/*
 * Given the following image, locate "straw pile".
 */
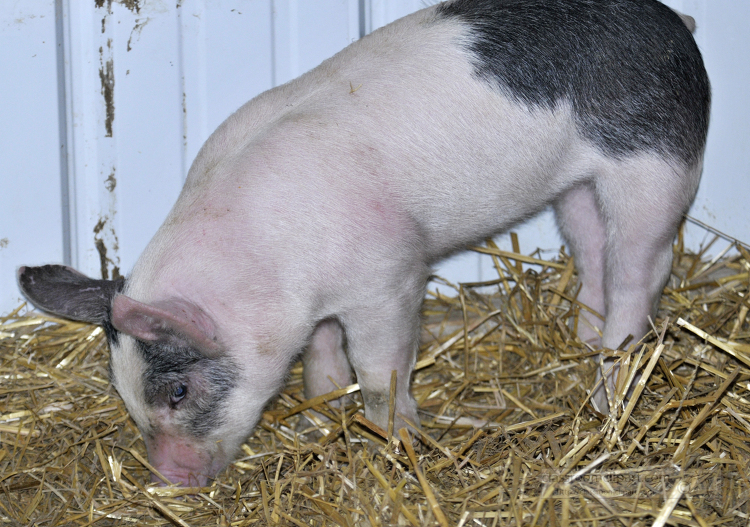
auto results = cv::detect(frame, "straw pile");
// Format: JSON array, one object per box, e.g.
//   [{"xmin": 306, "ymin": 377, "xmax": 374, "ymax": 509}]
[{"xmin": 2, "ymin": 232, "xmax": 749, "ymax": 526}]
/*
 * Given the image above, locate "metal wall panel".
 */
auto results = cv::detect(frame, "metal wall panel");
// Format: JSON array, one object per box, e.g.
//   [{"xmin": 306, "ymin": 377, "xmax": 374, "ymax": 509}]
[
  {"xmin": 272, "ymin": 0, "xmax": 360, "ymax": 86},
  {"xmin": 0, "ymin": 0, "xmax": 63, "ymax": 312},
  {"xmin": 364, "ymin": 0, "xmax": 427, "ymax": 32},
  {"xmin": 2, "ymin": 0, "xmax": 749, "ymax": 314}
]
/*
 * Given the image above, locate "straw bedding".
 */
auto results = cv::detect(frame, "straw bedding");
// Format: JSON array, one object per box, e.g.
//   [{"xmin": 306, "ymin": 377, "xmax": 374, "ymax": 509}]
[{"xmin": 1, "ymin": 232, "xmax": 749, "ymax": 526}]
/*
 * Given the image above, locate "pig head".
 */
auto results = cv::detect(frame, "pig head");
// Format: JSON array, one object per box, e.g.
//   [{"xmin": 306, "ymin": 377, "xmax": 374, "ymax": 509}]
[{"xmin": 18, "ymin": 265, "xmax": 279, "ymax": 487}]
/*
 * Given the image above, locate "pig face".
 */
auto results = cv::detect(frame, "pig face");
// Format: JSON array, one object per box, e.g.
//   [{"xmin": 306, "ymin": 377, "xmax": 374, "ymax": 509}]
[{"xmin": 17, "ymin": 265, "xmax": 261, "ymax": 486}]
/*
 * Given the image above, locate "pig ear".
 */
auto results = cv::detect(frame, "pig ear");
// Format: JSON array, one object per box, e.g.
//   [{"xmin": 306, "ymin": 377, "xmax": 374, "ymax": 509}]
[
  {"xmin": 111, "ymin": 295, "xmax": 222, "ymax": 356},
  {"xmin": 17, "ymin": 265, "xmax": 124, "ymax": 324}
]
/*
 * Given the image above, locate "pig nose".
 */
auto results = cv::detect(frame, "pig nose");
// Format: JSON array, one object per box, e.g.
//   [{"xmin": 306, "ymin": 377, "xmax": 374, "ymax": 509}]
[{"xmin": 144, "ymin": 434, "xmax": 214, "ymax": 487}]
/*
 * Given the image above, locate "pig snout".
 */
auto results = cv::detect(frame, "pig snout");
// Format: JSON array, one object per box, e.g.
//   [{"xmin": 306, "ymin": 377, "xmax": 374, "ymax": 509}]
[{"xmin": 145, "ymin": 435, "xmax": 223, "ymax": 487}]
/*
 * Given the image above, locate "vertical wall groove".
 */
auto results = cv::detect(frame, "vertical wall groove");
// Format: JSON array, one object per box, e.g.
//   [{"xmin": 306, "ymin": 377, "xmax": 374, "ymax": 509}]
[
  {"xmin": 270, "ymin": 0, "xmax": 277, "ymax": 87},
  {"xmin": 177, "ymin": 2, "xmax": 187, "ymax": 181},
  {"xmin": 358, "ymin": 0, "xmax": 366, "ymax": 39},
  {"xmin": 60, "ymin": 0, "xmax": 82, "ymax": 271},
  {"xmin": 55, "ymin": 0, "xmax": 71, "ymax": 266}
]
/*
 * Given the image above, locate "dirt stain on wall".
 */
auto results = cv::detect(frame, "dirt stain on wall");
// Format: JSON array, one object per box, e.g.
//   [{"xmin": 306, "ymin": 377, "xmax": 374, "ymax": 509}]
[
  {"xmin": 96, "ymin": 0, "xmax": 145, "ymax": 136},
  {"xmin": 127, "ymin": 18, "xmax": 149, "ymax": 52},
  {"xmin": 105, "ymin": 170, "xmax": 117, "ymax": 192},
  {"xmin": 95, "ymin": 0, "xmax": 141, "ymax": 14},
  {"xmin": 98, "ymin": 47, "xmax": 115, "ymax": 138},
  {"xmin": 93, "ymin": 0, "xmax": 143, "ymax": 282},
  {"xmin": 94, "ymin": 217, "xmax": 121, "ymax": 280}
]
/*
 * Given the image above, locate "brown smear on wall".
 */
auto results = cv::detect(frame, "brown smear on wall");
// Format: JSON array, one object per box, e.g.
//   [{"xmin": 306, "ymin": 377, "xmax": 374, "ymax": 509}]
[
  {"xmin": 94, "ymin": 217, "xmax": 121, "ymax": 281},
  {"xmin": 98, "ymin": 54, "xmax": 114, "ymax": 138},
  {"xmin": 96, "ymin": 0, "xmax": 143, "ymax": 138},
  {"xmin": 95, "ymin": 0, "xmax": 142, "ymax": 15}
]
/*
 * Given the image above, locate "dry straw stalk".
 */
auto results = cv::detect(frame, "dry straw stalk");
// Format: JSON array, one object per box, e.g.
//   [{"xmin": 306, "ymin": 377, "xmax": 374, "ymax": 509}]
[{"xmin": 2, "ymin": 233, "xmax": 749, "ymax": 525}]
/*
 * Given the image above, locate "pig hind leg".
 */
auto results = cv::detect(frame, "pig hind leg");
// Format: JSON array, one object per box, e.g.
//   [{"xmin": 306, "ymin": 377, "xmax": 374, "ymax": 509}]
[
  {"xmin": 555, "ymin": 182, "xmax": 613, "ymax": 413},
  {"xmin": 593, "ymin": 157, "xmax": 698, "ymax": 409},
  {"xmin": 554, "ymin": 183, "xmax": 607, "ymax": 348}
]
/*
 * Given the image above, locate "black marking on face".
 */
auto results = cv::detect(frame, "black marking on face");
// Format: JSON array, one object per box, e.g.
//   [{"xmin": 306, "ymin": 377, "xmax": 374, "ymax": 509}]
[
  {"xmin": 105, "ymin": 317, "xmax": 120, "ymax": 387},
  {"xmin": 100, "ymin": 283, "xmax": 126, "ymax": 387},
  {"xmin": 136, "ymin": 340, "xmax": 238, "ymax": 438},
  {"xmin": 437, "ymin": 0, "xmax": 710, "ymax": 165},
  {"xmin": 102, "ymin": 316, "xmax": 121, "ymax": 347}
]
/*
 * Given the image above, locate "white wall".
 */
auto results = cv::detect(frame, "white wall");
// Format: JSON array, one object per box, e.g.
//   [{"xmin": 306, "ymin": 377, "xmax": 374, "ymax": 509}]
[
  {"xmin": 1, "ymin": 1, "xmax": 65, "ymax": 313},
  {"xmin": 2, "ymin": 0, "xmax": 749, "ymax": 315}
]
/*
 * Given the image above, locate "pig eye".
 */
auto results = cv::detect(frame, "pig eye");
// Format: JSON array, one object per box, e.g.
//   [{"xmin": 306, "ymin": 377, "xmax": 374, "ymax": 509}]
[{"xmin": 169, "ymin": 384, "xmax": 188, "ymax": 406}]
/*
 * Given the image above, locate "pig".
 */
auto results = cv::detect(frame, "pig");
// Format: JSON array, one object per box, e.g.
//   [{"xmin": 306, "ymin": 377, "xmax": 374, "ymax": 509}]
[{"xmin": 18, "ymin": 0, "xmax": 709, "ymax": 487}]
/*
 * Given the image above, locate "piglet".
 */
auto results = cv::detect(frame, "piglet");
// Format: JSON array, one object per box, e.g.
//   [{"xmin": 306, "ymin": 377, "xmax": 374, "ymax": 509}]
[{"xmin": 19, "ymin": 0, "xmax": 709, "ymax": 487}]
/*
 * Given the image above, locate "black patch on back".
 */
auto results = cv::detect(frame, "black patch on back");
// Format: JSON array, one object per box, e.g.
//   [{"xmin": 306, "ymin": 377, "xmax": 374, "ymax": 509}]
[
  {"xmin": 437, "ymin": 0, "xmax": 710, "ymax": 164},
  {"xmin": 136, "ymin": 340, "xmax": 238, "ymax": 438}
]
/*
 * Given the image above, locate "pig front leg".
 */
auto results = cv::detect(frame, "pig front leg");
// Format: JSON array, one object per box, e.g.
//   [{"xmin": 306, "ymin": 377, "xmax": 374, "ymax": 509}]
[
  {"xmin": 298, "ymin": 318, "xmax": 355, "ymax": 435},
  {"xmin": 340, "ymin": 283, "xmax": 425, "ymax": 435}
]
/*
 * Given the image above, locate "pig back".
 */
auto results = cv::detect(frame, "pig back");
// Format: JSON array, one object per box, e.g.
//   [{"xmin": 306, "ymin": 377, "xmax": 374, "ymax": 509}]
[{"xmin": 129, "ymin": 0, "xmax": 709, "ymax": 306}]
